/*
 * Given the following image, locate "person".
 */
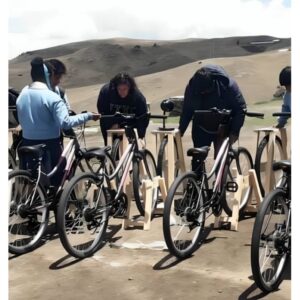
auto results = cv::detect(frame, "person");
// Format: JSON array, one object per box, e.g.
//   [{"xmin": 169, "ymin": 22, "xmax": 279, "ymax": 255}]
[
  {"xmin": 46, "ymin": 58, "xmax": 71, "ymax": 110},
  {"xmin": 16, "ymin": 57, "xmax": 100, "ymax": 186},
  {"xmin": 178, "ymin": 64, "xmax": 246, "ymax": 170},
  {"xmin": 96, "ymin": 72, "xmax": 149, "ymax": 145},
  {"xmin": 275, "ymin": 66, "xmax": 291, "ymax": 128}
]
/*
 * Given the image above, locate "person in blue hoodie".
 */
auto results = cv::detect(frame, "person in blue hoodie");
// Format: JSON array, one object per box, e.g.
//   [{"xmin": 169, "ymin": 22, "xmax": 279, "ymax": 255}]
[
  {"xmin": 178, "ymin": 64, "xmax": 246, "ymax": 170},
  {"xmin": 16, "ymin": 57, "xmax": 100, "ymax": 186},
  {"xmin": 275, "ymin": 66, "xmax": 291, "ymax": 128},
  {"xmin": 97, "ymin": 72, "xmax": 149, "ymax": 145}
]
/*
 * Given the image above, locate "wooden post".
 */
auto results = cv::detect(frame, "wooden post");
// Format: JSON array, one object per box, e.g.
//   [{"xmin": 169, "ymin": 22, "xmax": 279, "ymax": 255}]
[
  {"xmin": 151, "ymin": 129, "xmax": 186, "ymax": 189},
  {"xmin": 279, "ymin": 128, "xmax": 288, "ymax": 159},
  {"xmin": 122, "ymin": 176, "xmax": 167, "ymax": 230}
]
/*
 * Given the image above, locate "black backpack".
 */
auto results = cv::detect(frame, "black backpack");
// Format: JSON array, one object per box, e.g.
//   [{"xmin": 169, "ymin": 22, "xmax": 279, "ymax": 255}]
[{"xmin": 9, "ymin": 88, "xmax": 20, "ymax": 128}]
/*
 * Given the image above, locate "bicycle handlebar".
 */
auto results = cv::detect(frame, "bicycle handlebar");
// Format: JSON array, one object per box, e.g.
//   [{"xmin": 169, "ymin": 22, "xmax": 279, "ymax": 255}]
[
  {"xmin": 272, "ymin": 112, "xmax": 291, "ymax": 118},
  {"xmin": 100, "ymin": 112, "xmax": 167, "ymax": 121},
  {"xmin": 245, "ymin": 111, "xmax": 264, "ymax": 118}
]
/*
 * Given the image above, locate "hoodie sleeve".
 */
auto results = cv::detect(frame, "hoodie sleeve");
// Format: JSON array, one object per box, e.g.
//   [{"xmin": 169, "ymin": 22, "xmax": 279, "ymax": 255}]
[
  {"xmin": 179, "ymin": 85, "xmax": 194, "ymax": 135},
  {"xmin": 226, "ymin": 79, "xmax": 246, "ymax": 136},
  {"xmin": 135, "ymin": 91, "xmax": 149, "ymax": 138},
  {"xmin": 53, "ymin": 99, "xmax": 91, "ymax": 129}
]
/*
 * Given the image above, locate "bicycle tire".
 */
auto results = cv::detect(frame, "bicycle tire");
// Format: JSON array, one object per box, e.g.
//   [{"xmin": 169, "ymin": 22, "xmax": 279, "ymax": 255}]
[
  {"xmin": 133, "ymin": 149, "xmax": 157, "ymax": 216},
  {"xmin": 57, "ymin": 172, "xmax": 109, "ymax": 258},
  {"xmin": 221, "ymin": 147, "xmax": 253, "ymax": 216},
  {"xmin": 111, "ymin": 138, "xmax": 121, "ymax": 162},
  {"xmin": 156, "ymin": 136, "xmax": 179, "ymax": 178},
  {"xmin": 9, "ymin": 170, "xmax": 49, "ymax": 254},
  {"xmin": 255, "ymin": 135, "xmax": 284, "ymax": 196},
  {"xmin": 163, "ymin": 172, "xmax": 206, "ymax": 258},
  {"xmin": 251, "ymin": 188, "xmax": 290, "ymax": 293},
  {"xmin": 9, "ymin": 149, "xmax": 17, "ymax": 169}
]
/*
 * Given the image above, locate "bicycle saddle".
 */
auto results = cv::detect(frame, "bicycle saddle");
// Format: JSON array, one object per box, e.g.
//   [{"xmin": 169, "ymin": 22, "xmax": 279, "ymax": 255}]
[
  {"xmin": 18, "ymin": 144, "xmax": 46, "ymax": 157},
  {"xmin": 187, "ymin": 146, "xmax": 210, "ymax": 160},
  {"xmin": 272, "ymin": 160, "xmax": 291, "ymax": 173}
]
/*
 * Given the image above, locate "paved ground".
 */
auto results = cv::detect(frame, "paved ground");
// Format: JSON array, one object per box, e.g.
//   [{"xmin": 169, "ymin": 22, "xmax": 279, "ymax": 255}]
[{"xmin": 9, "ymin": 120, "xmax": 291, "ymax": 300}]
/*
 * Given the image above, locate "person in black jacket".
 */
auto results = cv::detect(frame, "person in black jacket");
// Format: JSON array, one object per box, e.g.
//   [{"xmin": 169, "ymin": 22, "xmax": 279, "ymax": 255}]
[
  {"xmin": 178, "ymin": 64, "xmax": 246, "ymax": 170},
  {"xmin": 97, "ymin": 72, "xmax": 149, "ymax": 145}
]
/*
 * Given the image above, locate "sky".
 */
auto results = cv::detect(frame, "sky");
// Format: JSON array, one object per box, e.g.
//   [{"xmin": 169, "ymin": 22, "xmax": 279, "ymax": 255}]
[{"xmin": 8, "ymin": 0, "xmax": 291, "ymax": 59}]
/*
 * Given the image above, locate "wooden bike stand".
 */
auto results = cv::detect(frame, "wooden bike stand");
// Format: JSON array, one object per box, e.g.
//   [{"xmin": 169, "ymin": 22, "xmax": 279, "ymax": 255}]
[
  {"xmin": 213, "ymin": 168, "xmax": 263, "ymax": 231},
  {"xmin": 151, "ymin": 129, "xmax": 186, "ymax": 189},
  {"xmin": 123, "ymin": 176, "xmax": 167, "ymax": 231},
  {"xmin": 107, "ymin": 129, "xmax": 129, "ymax": 157},
  {"xmin": 254, "ymin": 127, "xmax": 288, "ymax": 195}
]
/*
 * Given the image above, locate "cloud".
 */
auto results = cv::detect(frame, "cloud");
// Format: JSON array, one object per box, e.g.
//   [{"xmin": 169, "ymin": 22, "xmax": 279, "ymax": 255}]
[{"xmin": 8, "ymin": 0, "xmax": 291, "ymax": 58}]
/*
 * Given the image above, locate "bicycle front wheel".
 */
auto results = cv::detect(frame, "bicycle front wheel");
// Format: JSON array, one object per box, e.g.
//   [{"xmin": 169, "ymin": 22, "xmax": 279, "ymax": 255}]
[
  {"xmin": 9, "ymin": 170, "xmax": 49, "ymax": 254},
  {"xmin": 157, "ymin": 137, "xmax": 179, "ymax": 178},
  {"xmin": 57, "ymin": 173, "xmax": 109, "ymax": 258},
  {"xmin": 251, "ymin": 188, "xmax": 290, "ymax": 293},
  {"xmin": 133, "ymin": 149, "xmax": 158, "ymax": 216},
  {"xmin": 163, "ymin": 172, "xmax": 206, "ymax": 258},
  {"xmin": 255, "ymin": 135, "xmax": 284, "ymax": 196},
  {"xmin": 222, "ymin": 147, "xmax": 253, "ymax": 216}
]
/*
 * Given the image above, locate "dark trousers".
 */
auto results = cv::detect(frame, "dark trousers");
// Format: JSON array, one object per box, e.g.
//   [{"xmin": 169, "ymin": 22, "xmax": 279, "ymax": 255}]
[
  {"xmin": 191, "ymin": 126, "xmax": 227, "ymax": 171},
  {"xmin": 19, "ymin": 138, "xmax": 63, "ymax": 187}
]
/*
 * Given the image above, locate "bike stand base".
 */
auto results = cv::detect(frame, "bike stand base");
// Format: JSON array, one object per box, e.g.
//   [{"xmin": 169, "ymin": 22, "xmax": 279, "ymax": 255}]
[
  {"xmin": 213, "ymin": 169, "xmax": 263, "ymax": 231},
  {"xmin": 123, "ymin": 176, "xmax": 167, "ymax": 231}
]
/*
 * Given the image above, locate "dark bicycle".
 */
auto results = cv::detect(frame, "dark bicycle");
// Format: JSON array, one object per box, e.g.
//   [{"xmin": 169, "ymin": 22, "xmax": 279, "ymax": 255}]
[
  {"xmin": 8, "ymin": 122, "xmax": 115, "ymax": 255},
  {"xmin": 251, "ymin": 160, "xmax": 291, "ymax": 293},
  {"xmin": 163, "ymin": 108, "xmax": 263, "ymax": 258},
  {"xmin": 56, "ymin": 112, "xmax": 165, "ymax": 258}
]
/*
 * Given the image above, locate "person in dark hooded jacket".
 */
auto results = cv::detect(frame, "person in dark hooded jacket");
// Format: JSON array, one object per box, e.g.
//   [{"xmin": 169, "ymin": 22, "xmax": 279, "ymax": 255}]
[
  {"xmin": 97, "ymin": 72, "xmax": 149, "ymax": 145},
  {"xmin": 178, "ymin": 64, "xmax": 246, "ymax": 170}
]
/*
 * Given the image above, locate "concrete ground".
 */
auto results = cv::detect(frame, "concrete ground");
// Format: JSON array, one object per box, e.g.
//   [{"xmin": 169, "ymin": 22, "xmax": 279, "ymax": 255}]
[{"xmin": 9, "ymin": 119, "xmax": 291, "ymax": 300}]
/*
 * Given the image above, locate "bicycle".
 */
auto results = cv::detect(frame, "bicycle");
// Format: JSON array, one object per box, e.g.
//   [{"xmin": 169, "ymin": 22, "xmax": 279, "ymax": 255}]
[
  {"xmin": 251, "ymin": 160, "xmax": 291, "ymax": 293},
  {"xmin": 56, "ymin": 112, "xmax": 165, "ymax": 258},
  {"xmin": 8, "ymin": 121, "xmax": 115, "ymax": 255},
  {"xmin": 163, "ymin": 108, "xmax": 263, "ymax": 258},
  {"xmin": 254, "ymin": 112, "xmax": 291, "ymax": 196}
]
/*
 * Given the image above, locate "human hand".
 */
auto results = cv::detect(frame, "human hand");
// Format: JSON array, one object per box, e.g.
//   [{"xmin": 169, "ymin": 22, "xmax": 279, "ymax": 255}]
[
  {"xmin": 90, "ymin": 112, "xmax": 101, "ymax": 121},
  {"xmin": 274, "ymin": 123, "xmax": 284, "ymax": 129}
]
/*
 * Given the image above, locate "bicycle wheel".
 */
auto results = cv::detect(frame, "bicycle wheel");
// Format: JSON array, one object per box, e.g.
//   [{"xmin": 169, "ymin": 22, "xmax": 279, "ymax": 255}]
[
  {"xmin": 251, "ymin": 189, "xmax": 290, "ymax": 293},
  {"xmin": 255, "ymin": 136, "xmax": 284, "ymax": 196},
  {"xmin": 9, "ymin": 170, "xmax": 49, "ymax": 254},
  {"xmin": 133, "ymin": 149, "xmax": 158, "ymax": 216},
  {"xmin": 111, "ymin": 138, "xmax": 121, "ymax": 162},
  {"xmin": 222, "ymin": 147, "xmax": 253, "ymax": 216},
  {"xmin": 157, "ymin": 136, "xmax": 179, "ymax": 178},
  {"xmin": 163, "ymin": 172, "xmax": 206, "ymax": 258},
  {"xmin": 57, "ymin": 173, "xmax": 109, "ymax": 258},
  {"xmin": 9, "ymin": 148, "xmax": 17, "ymax": 169}
]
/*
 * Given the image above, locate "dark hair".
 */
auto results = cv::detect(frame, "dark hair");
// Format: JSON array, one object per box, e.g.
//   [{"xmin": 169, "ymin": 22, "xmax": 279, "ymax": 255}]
[
  {"xmin": 47, "ymin": 58, "xmax": 67, "ymax": 75},
  {"xmin": 279, "ymin": 66, "xmax": 291, "ymax": 86},
  {"xmin": 193, "ymin": 68, "xmax": 214, "ymax": 93},
  {"xmin": 30, "ymin": 57, "xmax": 53, "ymax": 82},
  {"xmin": 110, "ymin": 72, "xmax": 137, "ymax": 94}
]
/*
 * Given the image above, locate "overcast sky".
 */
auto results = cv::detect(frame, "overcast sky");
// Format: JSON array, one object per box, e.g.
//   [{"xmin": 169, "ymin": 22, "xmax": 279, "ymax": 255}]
[{"xmin": 8, "ymin": 0, "xmax": 291, "ymax": 59}]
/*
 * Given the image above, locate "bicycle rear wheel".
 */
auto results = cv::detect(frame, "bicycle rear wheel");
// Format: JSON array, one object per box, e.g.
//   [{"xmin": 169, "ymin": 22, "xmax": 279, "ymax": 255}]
[
  {"xmin": 133, "ymin": 149, "xmax": 157, "ymax": 216},
  {"xmin": 255, "ymin": 135, "xmax": 284, "ymax": 196},
  {"xmin": 57, "ymin": 173, "xmax": 109, "ymax": 258},
  {"xmin": 222, "ymin": 147, "xmax": 253, "ymax": 216},
  {"xmin": 163, "ymin": 172, "xmax": 206, "ymax": 258},
  {"xmin": 9, "ymin": 170, "xmax": 49, "ymax": 254}
]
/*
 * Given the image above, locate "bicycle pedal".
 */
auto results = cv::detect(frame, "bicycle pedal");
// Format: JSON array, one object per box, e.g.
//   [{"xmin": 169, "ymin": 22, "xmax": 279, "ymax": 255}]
[{"xmin": 226, "ymin": 181, "xmax": 238, "ymax": 193}]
